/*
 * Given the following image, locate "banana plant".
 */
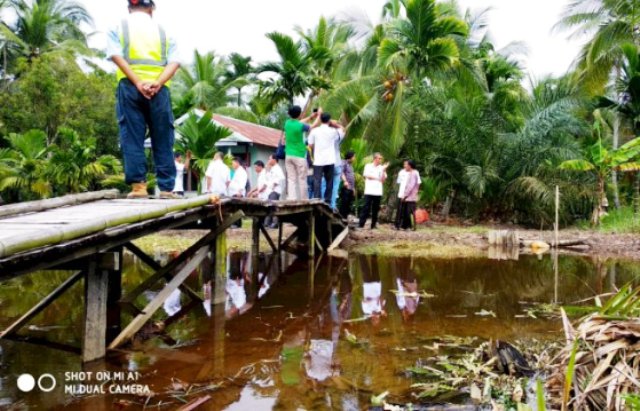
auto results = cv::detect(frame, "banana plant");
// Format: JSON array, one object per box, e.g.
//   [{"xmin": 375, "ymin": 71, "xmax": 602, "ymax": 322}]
[{"xmin": 560, "ymin": 121, "xmax": 640, "ymax": 225}]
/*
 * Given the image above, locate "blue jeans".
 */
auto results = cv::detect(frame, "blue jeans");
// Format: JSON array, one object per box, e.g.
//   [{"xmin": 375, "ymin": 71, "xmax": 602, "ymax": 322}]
[
  {"xmin": 331, "ymin": 165, "xmax": 342, "ymax": 209},
  {"xmin": 116, "ymin": 79, "xmax": 176, "ymax": 192}
]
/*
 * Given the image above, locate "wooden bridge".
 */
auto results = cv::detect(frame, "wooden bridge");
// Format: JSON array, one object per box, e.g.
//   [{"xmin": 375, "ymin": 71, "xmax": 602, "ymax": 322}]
[{"xmin": 0, "ymin": 190, "xmax": 347, "ymax": 362}]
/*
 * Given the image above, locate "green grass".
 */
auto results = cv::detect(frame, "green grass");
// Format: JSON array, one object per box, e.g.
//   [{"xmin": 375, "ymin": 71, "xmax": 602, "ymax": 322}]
[{"xmin": 578, "ymin": 206, "xmax": 640, "ymax": 234}]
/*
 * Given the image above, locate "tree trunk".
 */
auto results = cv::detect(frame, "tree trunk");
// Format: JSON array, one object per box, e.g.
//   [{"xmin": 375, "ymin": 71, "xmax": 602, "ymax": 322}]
[
  {"xmin": 237, "ymin": 87, "xmax": 242, "ymax": 107},
  {"xmin": 635, "ymin": 173, "xmax": 640, "ymax": 224},
  {"xmin": 441, "ymin": 189, "xmax": 456, "ymax": 219},
  {"xmin": 611, "ymin": 114, "xmax": 621, "ymax": 209},
  {"xmin": 303, "ymin": 92, "xmax": 317, "ymax": 116},
  {"xmin": 591, "ymin": 177, "xmax": 605, "ymax": 226}
]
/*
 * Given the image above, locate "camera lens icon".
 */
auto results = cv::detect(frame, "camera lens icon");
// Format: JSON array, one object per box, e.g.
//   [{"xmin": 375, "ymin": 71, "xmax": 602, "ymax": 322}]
[{"xmin": 17, "ymin": 374, "xmax": 56, "ymax": 393}]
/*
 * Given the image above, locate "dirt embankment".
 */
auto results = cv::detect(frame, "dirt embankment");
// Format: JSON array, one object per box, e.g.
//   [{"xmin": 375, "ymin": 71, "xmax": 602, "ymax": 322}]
[
  {"xmin": 154, "ymin": 223, "xmax": 640, "ymax": 260},
  {"xmin": 344, "ymin": 224, "xmax": 640, "ymax": 260}
]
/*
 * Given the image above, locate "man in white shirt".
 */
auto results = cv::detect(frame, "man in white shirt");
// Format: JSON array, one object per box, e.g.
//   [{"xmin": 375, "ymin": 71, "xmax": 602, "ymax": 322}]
[
  {"xmin": 358, "ymin": 153, "xmax": 389, "ymax": 229},
  {"xmin": 172, "ymin": 151, "xmax": 191, "ymax": 196},
  {"xmin": 248, "ymin": 161, "xmax": 269, "ymax": 201},
  {"xmin": 265, "ymin": 155, "xmax": 286, "ymax": 228},
  {"xmin": 205, "ymin": 152, "xmax": 230, "ymax": 196},
  {"xmin": 227, "ymin": 157, "xmax": 248, "ymax": 197},
  {"xmin": 308, "ymin": 113, "xmax": 345, "ymax": 205}
]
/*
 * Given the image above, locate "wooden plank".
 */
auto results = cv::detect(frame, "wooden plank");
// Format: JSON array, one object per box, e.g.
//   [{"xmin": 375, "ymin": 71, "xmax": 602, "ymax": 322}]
[
  {"xmin": 0, "ymin": 190, "xmax": 119, "ymax": 219},
  {"xmin": 327, "ymin": 228, "xmax": 349, "ymax": 252},
  {"xmin": 108, "ymin": 248, "xmax": 209, "ymax": 349},
  {"xmin": 4, "ymin": 334, "xmax": 81, "ymax": 354},
  {"xmin": 0, "ymin": 205, "xmax": 219, "ymax": 279},
  {"xmin": 0, "ymin": 195, "xmax": 216, "ymax": 259},
  {"xmin": 83, "ymin": 260, "xmax": 109, "ymax": 362},
  {"xmin": 120, "ymin": 211, "xmax": 244, "ymax": 305},
  {"xmin": 278, "ymin": 222, "xmax": 283, "ymax": 252},
  {"xmin": 281, "ymin": 228, "xmax": 300, "ymax": 251},
  {"xmin": 123, "ymin": 243, "xmax": 203, "ymax": 304},
  {"xmin": 260, "ymin": 225, "xmax": 278, "ymax": 253},
  {"xmin": 0, "ymin": 271, "xmax": 84, "ymax": 339}
]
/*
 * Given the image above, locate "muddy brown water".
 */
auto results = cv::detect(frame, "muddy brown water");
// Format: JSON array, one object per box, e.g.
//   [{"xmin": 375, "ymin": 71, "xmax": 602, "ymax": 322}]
[{"xmin": 0, "ymin": 250, "xmax": 638, "ymax": 410}]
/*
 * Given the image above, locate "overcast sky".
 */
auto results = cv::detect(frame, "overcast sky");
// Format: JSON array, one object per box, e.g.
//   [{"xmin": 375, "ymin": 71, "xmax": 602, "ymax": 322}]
[{"xmin": 82, "ymin": 0, "xmax": 583, "ymax": 79}]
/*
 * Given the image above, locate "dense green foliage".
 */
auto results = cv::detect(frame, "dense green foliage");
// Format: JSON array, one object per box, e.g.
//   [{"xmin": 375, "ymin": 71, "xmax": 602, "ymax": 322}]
[{"xmin": 1, "ymin": 0, "xmax": 640, "ymax": 229}]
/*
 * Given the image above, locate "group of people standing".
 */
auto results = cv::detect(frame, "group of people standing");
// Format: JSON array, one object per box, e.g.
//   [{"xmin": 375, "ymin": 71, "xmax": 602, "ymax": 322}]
[
  {"xmin": 281, "ymin": 105, "xmax": 421, "ymax": 230},
  {"xmin": 173, "ymin": 104, "xmax": 422, "ymax": 231}
]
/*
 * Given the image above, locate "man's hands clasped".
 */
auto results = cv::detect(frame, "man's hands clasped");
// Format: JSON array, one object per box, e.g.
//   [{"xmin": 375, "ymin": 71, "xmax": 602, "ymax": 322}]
[{"xmin": 136, "ymin": 81, "xmax": 163, "ymax": 100}]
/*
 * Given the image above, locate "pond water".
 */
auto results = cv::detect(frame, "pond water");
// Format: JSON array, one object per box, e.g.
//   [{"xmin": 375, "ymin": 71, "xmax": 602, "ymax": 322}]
[{"xmin": 0, "ymin": 249, "xmax": 639, "ymax": 410}]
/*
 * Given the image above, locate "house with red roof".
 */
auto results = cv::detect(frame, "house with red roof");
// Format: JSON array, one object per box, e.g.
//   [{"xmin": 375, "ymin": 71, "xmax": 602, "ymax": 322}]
[{"xmin": 175, "ymin": 109, "xmax": 282, "ymax": 190}]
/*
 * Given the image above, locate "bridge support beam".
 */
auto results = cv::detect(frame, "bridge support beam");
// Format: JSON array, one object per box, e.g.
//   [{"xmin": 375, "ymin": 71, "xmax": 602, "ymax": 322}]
[
  {"xmin": 83, "ymin": 260, "xmax": 108, "ymax": 363},
  {"xmin": 308, "ymin": 213, "xmax": 316, "ymax": 259}
]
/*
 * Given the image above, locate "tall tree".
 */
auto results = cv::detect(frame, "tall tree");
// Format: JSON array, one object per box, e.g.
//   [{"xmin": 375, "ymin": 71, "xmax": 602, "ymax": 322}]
[
  {"xmin": 0, "ymin": 0, "xmax": 93, "ymax": 65},
  {"xmin": 173, "ymin": 50, "xmax": 233, "ymax": 115},
  {"xmin": 296, "ymin": 17, "xmax": 355, "ymax": 110},
  {"xmin": 225, "ymin": 53, "xmax": 254, "ymax": 107},
  {"xmin": 258, "ymin": 32, "xmax": 329, "ymax": 109}
]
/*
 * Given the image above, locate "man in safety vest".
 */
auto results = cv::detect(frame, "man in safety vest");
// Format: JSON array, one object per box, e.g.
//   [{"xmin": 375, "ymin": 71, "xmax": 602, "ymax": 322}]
[{"xmin": 108, "ymin": 0, "xmax": 181, "ymax": 199}]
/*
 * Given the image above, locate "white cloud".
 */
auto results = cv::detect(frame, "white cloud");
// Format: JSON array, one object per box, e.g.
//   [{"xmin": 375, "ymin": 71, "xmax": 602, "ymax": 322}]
[{"xmin": 82, "ymin": 0, "xmax": 582, "ymax": 78}]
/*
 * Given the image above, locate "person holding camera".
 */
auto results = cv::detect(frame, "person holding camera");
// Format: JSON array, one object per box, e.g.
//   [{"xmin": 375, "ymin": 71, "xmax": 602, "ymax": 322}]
[
  {"xmin": 283, "ymin": 106, "xmax": 320, "ymax": 200},
  {"xmin": 308, "ymin": 112, "xmax": 345, "ymax": 206}
]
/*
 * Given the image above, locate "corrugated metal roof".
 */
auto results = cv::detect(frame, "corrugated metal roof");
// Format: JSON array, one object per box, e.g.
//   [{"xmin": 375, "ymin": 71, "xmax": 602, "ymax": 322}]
[{"xmin": 211, "ymin": 114, "xmax": 281, "ymax": 148}]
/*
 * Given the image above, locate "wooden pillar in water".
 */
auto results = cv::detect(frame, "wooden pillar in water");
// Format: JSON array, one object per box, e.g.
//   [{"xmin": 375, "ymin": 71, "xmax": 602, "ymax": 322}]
[
  {"xmin": 250, "ymin": 218, "xmax": 261, "ymax": 302},
  {"xmin": 83, "ymin": 258, "xmax": 108, "ymax": 363},
  {"xmin": 308, "ymin": 212, "xmax": 316, "ymax": 259},
  {"xmin": 277, "ymin": 221, "xmax": 283, "ymax": 252},
  {"xmin": 106, "ymin": 248, "xmax": 123, "ymax": 344}
]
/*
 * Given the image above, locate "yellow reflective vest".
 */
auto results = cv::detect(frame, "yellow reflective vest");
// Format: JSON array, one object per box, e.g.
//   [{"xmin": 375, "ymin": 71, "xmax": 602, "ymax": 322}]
[{"xmin": 117, "ymin": 17, "xmax": 168, "ymax": 83}]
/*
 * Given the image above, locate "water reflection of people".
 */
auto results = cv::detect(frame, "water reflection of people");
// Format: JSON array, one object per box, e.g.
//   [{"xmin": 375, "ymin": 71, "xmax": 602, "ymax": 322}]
[
  {"xmin": 225, "ymin": 253, "xmax": 252, "ymax": 319},
  {"xmin": 304, "ymin": 263, "xmax": 352, "ymax": 384},
  {"xmin": 395, "ymin": 257, "xmax": 420, "ymax": 321},
  {"xmin": 163, "ymin": 289, "xmax": 182, "ymax": 317},
  {"xmin": 360, "ymin": 255, "xmax": 386, "ymax": 326}
]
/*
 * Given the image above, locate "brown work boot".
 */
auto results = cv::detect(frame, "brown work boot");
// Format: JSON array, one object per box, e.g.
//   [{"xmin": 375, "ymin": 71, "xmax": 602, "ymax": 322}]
[
  {"xmin": 127, "ymin": 182, "xmax": 149, "ymax": 199},
  {"xmin": 159, "ymin": 191, "xmax": 180, "ymax": 200}
]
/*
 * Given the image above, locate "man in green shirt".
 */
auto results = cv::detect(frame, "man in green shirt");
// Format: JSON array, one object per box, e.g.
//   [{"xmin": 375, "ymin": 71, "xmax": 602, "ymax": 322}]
[{"xmin": 284, "ymin": 105, "xmax": 320, "ymax": 200}]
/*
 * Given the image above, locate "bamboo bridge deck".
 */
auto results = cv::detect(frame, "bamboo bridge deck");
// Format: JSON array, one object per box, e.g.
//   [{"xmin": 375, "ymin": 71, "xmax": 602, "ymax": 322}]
[{"xmin": 0, "ymin": 190, "xmax": 347, "ymax": 362}]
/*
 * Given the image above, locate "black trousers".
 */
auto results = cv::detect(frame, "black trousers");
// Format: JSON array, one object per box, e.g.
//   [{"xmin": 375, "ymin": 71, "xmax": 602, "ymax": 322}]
[
  {"xmin": 313, "ymin": 165, "xmax": 334, "ymax": 204},
  {"xmin": 400, "ymin": 201, "xmax": 416, "ymax": 230},
  {"xmin": 339, "ymin": 187, "xmax": 355, "ymax": 219},
  {"xmin": 359, "ymin": 195, "xmax": 381, "ymax": 228},
  {"xmin": 394, "ymin": 199, "xmax": 403, "ymax": 228},
  {"xmin": 265, "ymin": 192, "xmax": 280, "ymax": 227}
]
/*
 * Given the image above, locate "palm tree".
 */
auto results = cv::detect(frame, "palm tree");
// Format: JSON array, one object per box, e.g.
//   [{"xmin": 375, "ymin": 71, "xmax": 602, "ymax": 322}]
[
  {"xmin": 0, "ymin": 0, "xmax": 93, "ymax": 64},
  {"xmin": 556, "ymin": 1, "xmax": 640, "ymax": 208},
  {"xmin": 48, "ymin": 128, "xmax": 121, "ymax": 194},
  {"xmin": 378, "ymin": 0, "xmax": 468, "ymax": 80},
  {"xmin": 225, "ymin": 53, "xmax": 254, "ymax": 107},
  {"xmin": 560, "ymin": 122, "xmax": 640, "ymax": 225},
  {"xmin": 295, "ymin": 17, "xmax": 355, "ymax": 110},
  {"xmin": 555, "ymin": 0, "xmax": 640, "ymax": 94},
  {"xmin": 257, "ymin": 32, "xmax": 329, "ymax": 109},
  {"xmin": 0, "ymin": 129, "xmax": 51, "ymax": 200},
  {"xmin": 174, "ymin": 111, "xmax": 232, "ymax": 192},
  {"xmin": 173, "ymin": 50, "xmax": 233, "ymax": 115}
]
